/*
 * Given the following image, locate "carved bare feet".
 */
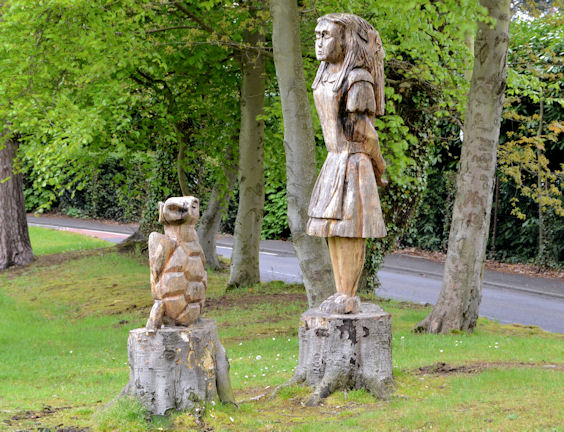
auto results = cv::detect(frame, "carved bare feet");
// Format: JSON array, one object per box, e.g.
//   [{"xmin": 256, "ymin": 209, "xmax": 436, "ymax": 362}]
[{"xmin": 319, "ymin": 293, "xmax": 360, "ymax": 314}]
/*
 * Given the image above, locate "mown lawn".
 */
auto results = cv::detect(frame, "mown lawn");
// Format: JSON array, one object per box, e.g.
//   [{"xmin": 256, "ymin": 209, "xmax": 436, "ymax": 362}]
[
  {"xmin": 29, "ymin": 225, "xmax": 112, "ymax": 255},
  {"xmin": 0, "ymin": 229, "xmax": 562, "ymax": 431}
]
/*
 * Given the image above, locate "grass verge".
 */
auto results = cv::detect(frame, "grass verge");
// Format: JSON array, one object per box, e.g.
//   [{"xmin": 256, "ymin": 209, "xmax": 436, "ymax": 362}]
[
  {"xmin": 29, "ymin": 226, "xmax": 112, "ymax": 255},
  {"xmin": 0, "ymin": 239, "xmax": 562, "ymax": 431}
]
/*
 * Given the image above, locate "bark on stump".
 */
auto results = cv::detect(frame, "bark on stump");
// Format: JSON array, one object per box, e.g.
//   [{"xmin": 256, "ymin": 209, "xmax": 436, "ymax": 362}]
[
  {"xmin": 292, "ymin": 303, "xmax": 392, "ymax": 405},
  {"xmin": 122, "ymin": 320, "xmax": 234, "ymax": 415}
]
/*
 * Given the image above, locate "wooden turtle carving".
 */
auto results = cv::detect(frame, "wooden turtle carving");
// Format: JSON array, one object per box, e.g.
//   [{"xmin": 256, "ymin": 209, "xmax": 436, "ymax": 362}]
[{"xmin": 146, "ymin": 196, "xmax": 206, "ymax": 332}]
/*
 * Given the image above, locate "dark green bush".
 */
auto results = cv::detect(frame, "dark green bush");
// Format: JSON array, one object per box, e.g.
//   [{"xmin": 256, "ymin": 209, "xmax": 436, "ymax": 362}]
[{"xmin": 400, "ymin": 169, "xmax": 563, "ymax": 268}]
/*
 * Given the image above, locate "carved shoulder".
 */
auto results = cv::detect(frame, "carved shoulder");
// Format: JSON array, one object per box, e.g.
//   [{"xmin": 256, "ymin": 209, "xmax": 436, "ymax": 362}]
[
  {"xmin": 347, "ymin": 68, "xmax": 374, "ymax": 88},
  {"xmin": 148, "ymin": 232, "xmax": 176, "ymax": 279},
  {"xmin": 346, "ymin": 81, "xmax": 376, "ymax": 115}
]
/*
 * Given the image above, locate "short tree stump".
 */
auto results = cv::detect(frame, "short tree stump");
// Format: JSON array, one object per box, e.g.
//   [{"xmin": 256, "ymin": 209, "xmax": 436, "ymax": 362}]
[
  {"xmin": 292, "ymin": 303, "xmax": 392, "ymax": 405},
  {"xmin": 122, "ymin": 319, "xmax": 234, "ymax": 415}
]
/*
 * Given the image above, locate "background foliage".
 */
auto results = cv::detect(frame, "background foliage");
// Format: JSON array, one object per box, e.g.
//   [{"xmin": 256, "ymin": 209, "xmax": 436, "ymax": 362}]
[
  {"xmin": 3, "ymin": 0, "xmax": 562, "ymax": 270},
  {"xmin": 402, "ymin": 11, "xmax": 563, "ymax": 268}
]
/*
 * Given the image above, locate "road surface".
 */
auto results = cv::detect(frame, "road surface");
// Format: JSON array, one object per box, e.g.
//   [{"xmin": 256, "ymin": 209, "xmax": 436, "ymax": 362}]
[{"xmin": 27, "ymin": 215, "xmax": 564, "ymax": 333}]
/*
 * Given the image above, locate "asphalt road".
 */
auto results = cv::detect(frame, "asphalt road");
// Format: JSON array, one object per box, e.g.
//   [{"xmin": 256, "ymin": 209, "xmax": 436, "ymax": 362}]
[
  {"xmin": 27, "ymin": 215, "xmax": 564, "ymax": 333},
  {"xmin": 215, "ymin": 238, "xmax": 564, "ymax": 334}
]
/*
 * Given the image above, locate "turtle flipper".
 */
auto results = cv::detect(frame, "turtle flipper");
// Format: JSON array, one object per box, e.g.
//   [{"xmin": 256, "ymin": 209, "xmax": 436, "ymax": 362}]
[{"xmin": 146, "ymin": 300, "xmax": 165, "ymax": 333}]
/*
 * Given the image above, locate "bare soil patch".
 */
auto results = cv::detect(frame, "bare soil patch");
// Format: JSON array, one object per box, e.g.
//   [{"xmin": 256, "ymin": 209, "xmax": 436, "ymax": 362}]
[
  {"xmin": 416, "ymin": 361, "xmax": 564, "ymax": 376},
  {"xmin": 3, "ymin": 405, "xmax": 90, "ymax": 432},
  {"xmin": 417, "ymin": 362, "xmax": 483, "ymax": 375},
  {"xmin": 376, "ymin": 298, "xmax": 430, "ymax": 310},
  {"xmin": 9, "ymin": 405, "xmax": 72, "ymax": 422},
  {"xmin": 205, "ymin": 292, "xmax": 308, "ymax": 311}
]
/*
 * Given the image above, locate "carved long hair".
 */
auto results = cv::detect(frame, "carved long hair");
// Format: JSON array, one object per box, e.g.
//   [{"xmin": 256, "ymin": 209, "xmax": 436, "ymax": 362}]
[{"xmin": 312, "ymin": 13, "xmax": 385, "ymax": 115}]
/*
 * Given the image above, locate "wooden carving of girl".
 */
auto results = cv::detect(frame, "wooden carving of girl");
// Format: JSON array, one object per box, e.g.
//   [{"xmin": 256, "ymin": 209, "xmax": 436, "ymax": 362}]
[{"xmin": 308, "ymin": 13, "xmax": 387, "ymax": 314}]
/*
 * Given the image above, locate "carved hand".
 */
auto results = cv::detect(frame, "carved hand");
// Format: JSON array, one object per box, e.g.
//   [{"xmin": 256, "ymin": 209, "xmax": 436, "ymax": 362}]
[{"xmin": 360, "ymin": 118, "xmax": 387, "ymax": 187}]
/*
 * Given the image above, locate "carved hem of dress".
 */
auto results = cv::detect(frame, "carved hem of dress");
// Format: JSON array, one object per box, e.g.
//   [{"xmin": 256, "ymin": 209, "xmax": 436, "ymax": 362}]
[
  {"xmin": 306, "ymin": 217, "xmax": 387, "ymax": 239},
  {"xmin": 306, "ymin": 153, "xmax": 387, "ymax": 239}
]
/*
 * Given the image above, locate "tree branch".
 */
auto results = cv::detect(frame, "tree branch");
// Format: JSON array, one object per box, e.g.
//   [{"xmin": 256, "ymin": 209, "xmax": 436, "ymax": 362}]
[
  {"xmin": 134, "ymin": 68, "xmax": 176, "ymax": 112},
  {"xmin": 173, "ymin": 1, "xmax": 215, "ymax": 34},
  {"xmin": 146, "ymin": 25, "xmax": 197, "ymax": 34},
  {"xmin": 171, "ymin": 1, "xmax": 272, "ymax": 58}
]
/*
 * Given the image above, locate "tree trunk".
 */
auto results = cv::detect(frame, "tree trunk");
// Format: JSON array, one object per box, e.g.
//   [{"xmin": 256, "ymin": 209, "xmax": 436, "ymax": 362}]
[
  {"xmin": 0, "ymin": 133, "xmax": 34, "ymax": 270},
  {"xmin": 284, "ymin": 303, "xmax": 393, "ymax": 405},
  {"xmin": 122, "ymin": 322, "xmax": 234, "ymax": 415},
  {"xmin": 414, "ymin": 0, "xmax": 510, "ymax": 334},
  {"xmin": 177, "ymin": 128, "xmax": 190, "ymax": 196},
  {"xmin": 536, "ymin": 95, "xmax": 545, "ymax": 263},
  {"xmin": 197, "ymin": 145, "xmax": 238, "ymax": 270},
  {"xmin": 270, "ymin": 0, "xmax": 335, "ymax": 307},
  {"xmin": 227, "ymin": 12, "xmax": 266, "ymax": 287},
  {"xmin": 490, "ymin": 175, "xmax": 500, "ymax": 257}
]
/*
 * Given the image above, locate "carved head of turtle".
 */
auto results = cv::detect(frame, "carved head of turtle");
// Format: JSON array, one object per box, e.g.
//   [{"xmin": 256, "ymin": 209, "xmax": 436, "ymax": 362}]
[
  {"xmin": 157, "ymin": 196, "xmax": 200, "ymax": 242},
  {"xmin": 158, "ymin": 196, "xmax": 199, "ymax": 225}
]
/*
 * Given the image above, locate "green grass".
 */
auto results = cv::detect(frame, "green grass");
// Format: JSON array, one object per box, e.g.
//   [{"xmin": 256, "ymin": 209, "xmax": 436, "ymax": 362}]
[
  {"xmin": 0, "ymin": 234, "xmax": 563, "ymax": 431},
  {"xmin": 29, "ymin": 226, "xmax": 112, "ymax": 255}
]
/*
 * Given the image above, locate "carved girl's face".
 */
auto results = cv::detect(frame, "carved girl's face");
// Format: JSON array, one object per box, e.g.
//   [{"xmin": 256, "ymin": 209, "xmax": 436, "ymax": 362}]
[{"xmin": 315, "ymin": 20, "xmax": 344, "ymax": 64}]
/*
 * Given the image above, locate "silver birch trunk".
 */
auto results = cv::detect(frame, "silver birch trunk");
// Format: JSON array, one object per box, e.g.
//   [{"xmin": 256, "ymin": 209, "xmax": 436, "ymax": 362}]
[
  {"xmin": 414, "ymin": 0, "xmax": 510, "ymax": 333},
  {"xmin": 227, "ymin": 20, "xmax": 266, "ymax": 287},
  {"xmin": 197, "ymin": 145, "xmax": 237, "ymax": 270},
  {"xmin": 0, "ymin": 133, "xmax": 34, "ymax": 270},
  {"xmin": 270, "ymin": 0, "xmax": 336, "ymax": 307}
]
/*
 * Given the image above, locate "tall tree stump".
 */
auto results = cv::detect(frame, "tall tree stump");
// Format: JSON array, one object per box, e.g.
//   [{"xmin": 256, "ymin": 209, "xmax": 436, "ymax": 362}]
[
  {"xmin": 122, "ymin": 319, "xmax": 234, "ymax": 415},
  {"xmin": 292, "ymin": 303, "xmax": 392, "ymax": 405}
]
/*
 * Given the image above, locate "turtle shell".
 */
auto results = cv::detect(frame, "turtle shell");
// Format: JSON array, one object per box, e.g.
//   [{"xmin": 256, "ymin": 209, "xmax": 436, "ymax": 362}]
[{"xmin": 151, "ymin": 238, "xmax": 207, "ymax": 325}]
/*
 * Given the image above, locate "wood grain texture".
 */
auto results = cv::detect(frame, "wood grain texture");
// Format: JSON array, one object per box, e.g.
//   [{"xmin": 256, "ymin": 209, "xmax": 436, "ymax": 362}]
[
  {"xmin": 146, "ymin": 197, "xmax": 207, "ymax": 331},
  {"xmin": 289, "ymin": 304, "xmax": 393, "ymax": 406},
  {"xmin": 307, "ymin": 15, "xmax": 387, "ymax": 239},
  {"xmin": 328, "ymin": 237, "xmax": 365, "ymax": 297},
  {"xmin": 123, "ymin": 323, "xmax": 234, "ymax": 414}
]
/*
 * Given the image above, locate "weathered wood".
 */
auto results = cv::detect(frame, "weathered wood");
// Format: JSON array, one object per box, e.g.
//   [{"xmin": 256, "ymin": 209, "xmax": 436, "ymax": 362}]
[
  {"xmin": 146, "ymin": 196, "xmax": 207, "ymax": 331},
  {"xmin": 306, "ymin": 14, "xmax": 387, "ymax": 309},
  {"xmin": 319, "ymin": 293, "xmax": 361, "ymax": 315},
  {"xmin": 307, "ymin": 14, "xmax": 387, "ymax": 242},
  {"xmin": 289, "ymin": 304, "xmax": 393, "ymax": 406},
  {"xmin": 122, "ymin": 321, "xmax": 234, "ymax": 415}
]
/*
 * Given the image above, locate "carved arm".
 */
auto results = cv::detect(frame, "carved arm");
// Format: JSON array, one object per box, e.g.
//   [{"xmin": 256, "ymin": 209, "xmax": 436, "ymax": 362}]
[
  {"xmin": 347, "ymin": 113, "xmax": 387, "ymax": 187},
  {"xmin": 345, "ymin": 78, "xmax": 387, "ymax": 187}
]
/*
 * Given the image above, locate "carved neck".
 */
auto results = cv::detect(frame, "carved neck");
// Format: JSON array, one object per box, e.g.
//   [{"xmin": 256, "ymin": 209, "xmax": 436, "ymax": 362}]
[
  {"xmin": 326, "ymin": 61, "xmax": 343, "ymax": 76},
  {"xmin": 163, "ymin": 224, "xmax": 196, "ymax": 243}
]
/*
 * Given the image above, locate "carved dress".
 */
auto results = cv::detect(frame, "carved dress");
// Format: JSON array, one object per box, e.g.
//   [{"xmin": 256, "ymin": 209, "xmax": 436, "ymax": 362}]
[{"xmin": 307, "ymin": 68, "xmax": 386, "ymax": 239}]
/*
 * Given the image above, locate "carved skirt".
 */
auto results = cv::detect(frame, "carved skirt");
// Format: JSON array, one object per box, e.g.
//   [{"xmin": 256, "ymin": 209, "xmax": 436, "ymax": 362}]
[{"xmin": 307, "ymin": 152, "xmax": 386, "ymax": 239}]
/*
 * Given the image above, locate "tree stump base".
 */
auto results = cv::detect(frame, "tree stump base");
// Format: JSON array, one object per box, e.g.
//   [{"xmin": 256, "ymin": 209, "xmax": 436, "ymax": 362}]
[
  {"xmin": 291, "ymin": 303, "xmax": 393, "ymax": 405},
  {"xmin": 122, "ymin": 320, "xmax": 234, "ymax": 415}
]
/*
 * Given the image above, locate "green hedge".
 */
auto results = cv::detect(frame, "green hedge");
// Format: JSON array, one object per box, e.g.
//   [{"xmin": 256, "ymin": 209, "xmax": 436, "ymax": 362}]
[{"xmin": 400, "ymin": 168, "xmax": 563, "ymax": 268}]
